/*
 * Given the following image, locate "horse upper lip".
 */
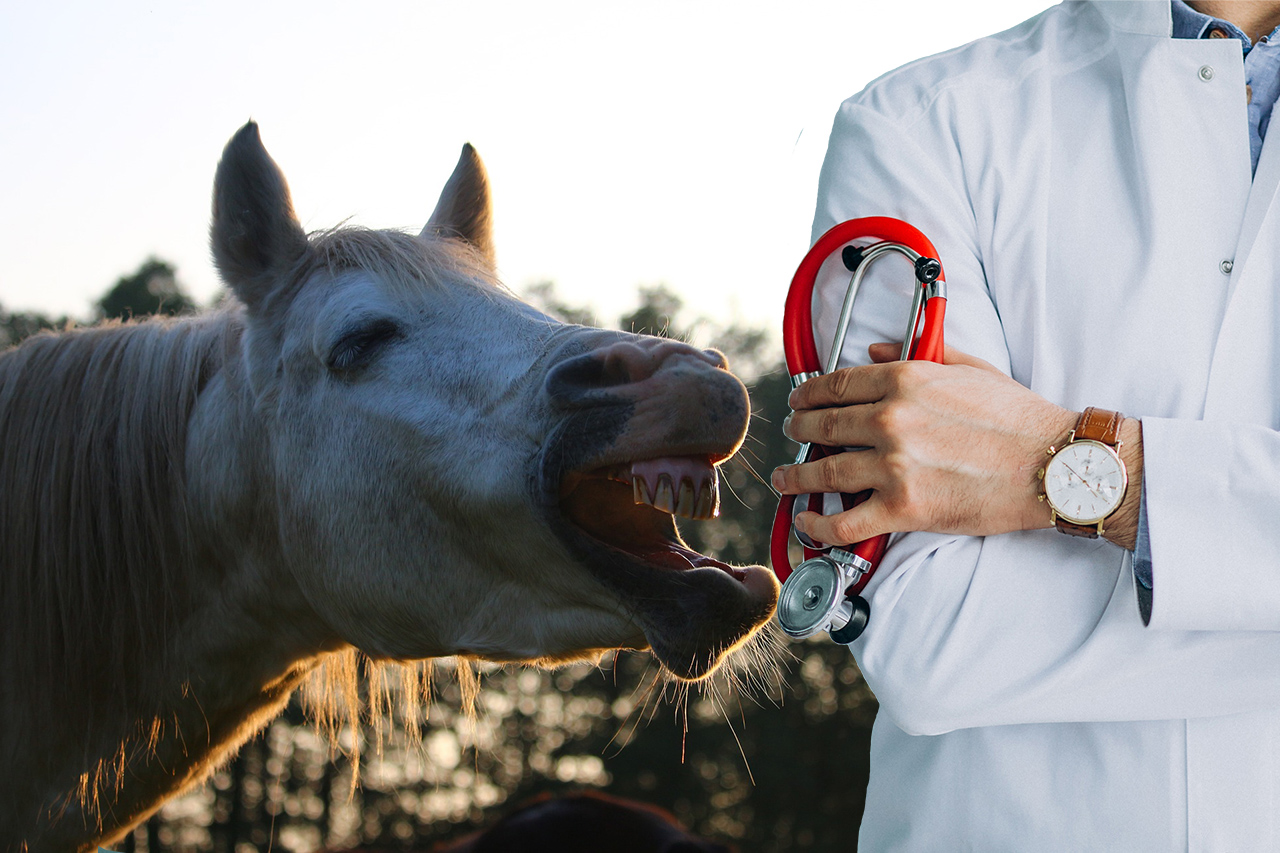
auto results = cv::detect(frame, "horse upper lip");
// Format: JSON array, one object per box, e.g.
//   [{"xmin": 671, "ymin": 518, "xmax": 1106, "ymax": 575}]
[{"xmin": 530, "ymin": 358, "xmax": 774, "ymax": 679}]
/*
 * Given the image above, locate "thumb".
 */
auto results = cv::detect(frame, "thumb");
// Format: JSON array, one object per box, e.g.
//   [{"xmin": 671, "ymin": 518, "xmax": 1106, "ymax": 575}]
[
  {"xmin": 869, "ymin": 341, "xmax": 1002, "ymax": 373},
  {"xmin": 941, "ymin": 344, "xmax": 1002, "ymax": 373},
  {"xmin": 867, "ymin": 341, "xmax": 901, "ymax": 363},
  {"xmin": 795, "ymin": 498, "xmax": 889, "ymax": 549}
]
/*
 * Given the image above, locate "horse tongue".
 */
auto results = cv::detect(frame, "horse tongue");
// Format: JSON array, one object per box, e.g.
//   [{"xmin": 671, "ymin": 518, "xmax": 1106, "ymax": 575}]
[{"xmin": 630, "ymin": 457, "xmax": 720, "ymax": 520}]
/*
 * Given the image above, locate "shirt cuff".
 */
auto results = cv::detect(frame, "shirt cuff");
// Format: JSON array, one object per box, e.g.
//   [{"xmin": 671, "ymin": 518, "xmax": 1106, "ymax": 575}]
[{"xmin": 1133, "ymin": 476, "xmax": 1153, "ymax": 626}]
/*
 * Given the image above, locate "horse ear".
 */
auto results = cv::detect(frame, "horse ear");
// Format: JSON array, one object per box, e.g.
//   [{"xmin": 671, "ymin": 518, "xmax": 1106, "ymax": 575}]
[
  {"xmin": 210, "ymin": 122, "xmax": 309, "ymax": 313},
  {"xmin": 422, "ymin": 143, "xmax": 495, "ymax": 269}
]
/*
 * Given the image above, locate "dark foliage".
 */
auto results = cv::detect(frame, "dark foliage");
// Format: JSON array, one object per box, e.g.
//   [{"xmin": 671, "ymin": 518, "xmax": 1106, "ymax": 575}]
[
  {"xmin": 96, "ymin": 257, "xmax": 197, "ymax": 320},
  {"xmin": 0, "ymin": 306, "xmax": 67, "ymax": 350}
]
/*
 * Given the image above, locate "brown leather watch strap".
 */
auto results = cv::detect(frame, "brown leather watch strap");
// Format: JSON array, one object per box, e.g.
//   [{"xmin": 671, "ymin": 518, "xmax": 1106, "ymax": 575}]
[
  {"xmin": 1073, "ymin": 406, "xmax": 1123, "ymax": 446},
  {"xmin": 1057, "ymin": 518, "xmax": 1103, "ymax": 538},
  {"xmin": 1053, "ymin": 407, "xmax": 1124, "ymax": 538}
]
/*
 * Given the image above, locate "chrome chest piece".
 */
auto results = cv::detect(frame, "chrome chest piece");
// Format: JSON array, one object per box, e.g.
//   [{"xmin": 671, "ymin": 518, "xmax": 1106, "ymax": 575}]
[{"xmin": 776, "ymin": 548, "xmax": 873, "ymax": 643}]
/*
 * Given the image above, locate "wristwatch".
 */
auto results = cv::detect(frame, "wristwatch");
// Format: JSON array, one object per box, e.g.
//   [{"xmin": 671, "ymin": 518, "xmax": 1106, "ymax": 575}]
[{"xmin": 1039, "ymin": 407, "xmax": 1128, "ymax": 538}]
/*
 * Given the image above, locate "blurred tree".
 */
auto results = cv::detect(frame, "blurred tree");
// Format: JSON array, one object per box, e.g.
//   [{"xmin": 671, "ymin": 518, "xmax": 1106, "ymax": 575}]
[
  {"xmin": 0, "ymin": 304, "xmax": 65, "ymax": 350},
  {"xmin": 619, "ymin": 284, "xmax": 683, "ymax": 338},
  {"xmin": 523, "ymin": 281, "xmax": 600, "ymax": 327},
  {"xmin": 96, "ymin": 257, "xmax": 197, "ymax": 320}
]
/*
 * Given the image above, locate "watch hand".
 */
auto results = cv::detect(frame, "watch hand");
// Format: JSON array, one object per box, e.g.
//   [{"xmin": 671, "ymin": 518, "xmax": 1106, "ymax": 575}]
[{"xmin": 1060, "ymin": 462, "xmax": 1103, "ymax": 499}]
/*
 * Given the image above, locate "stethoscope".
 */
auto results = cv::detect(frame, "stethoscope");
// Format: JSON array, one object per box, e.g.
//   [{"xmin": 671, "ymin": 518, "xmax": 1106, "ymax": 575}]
[{"xmin": 771, "ymin": 217, "xmax": 947, "ymax": 644}]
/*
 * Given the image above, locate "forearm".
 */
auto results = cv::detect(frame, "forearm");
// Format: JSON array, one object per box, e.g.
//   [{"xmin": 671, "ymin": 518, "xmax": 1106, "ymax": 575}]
[{"xmin": 777, "ymin": 363, "xmax": 1147, "ymax": 551}]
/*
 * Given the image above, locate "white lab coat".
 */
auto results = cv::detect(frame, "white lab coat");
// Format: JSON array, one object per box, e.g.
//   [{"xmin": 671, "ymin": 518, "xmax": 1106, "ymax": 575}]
[{"xmin": 812, "ymin": 2, "xmax": 1280, "ymax": 849}]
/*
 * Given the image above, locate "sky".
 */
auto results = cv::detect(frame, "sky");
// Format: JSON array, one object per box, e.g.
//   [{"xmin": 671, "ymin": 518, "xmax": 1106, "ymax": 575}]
[{"xmin": 0, "ymin": 0, "xmax": 1050, "ymax": 336}]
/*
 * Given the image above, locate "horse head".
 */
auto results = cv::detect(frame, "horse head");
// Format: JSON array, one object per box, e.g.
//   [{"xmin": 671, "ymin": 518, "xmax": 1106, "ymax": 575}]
[{"xmin": 204, "ymin": 122, "xmax": 778, "ymax": 681}]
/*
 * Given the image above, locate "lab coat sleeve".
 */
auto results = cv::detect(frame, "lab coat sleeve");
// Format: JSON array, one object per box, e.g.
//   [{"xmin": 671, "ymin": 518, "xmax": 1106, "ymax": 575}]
[
  {"xmin": 814, "ymin": 100, "xmax": 1280, "ymax": 736},
  {"xmin": 1142, "ymin": 418, "xmax": 1280, "ymax": 631}
]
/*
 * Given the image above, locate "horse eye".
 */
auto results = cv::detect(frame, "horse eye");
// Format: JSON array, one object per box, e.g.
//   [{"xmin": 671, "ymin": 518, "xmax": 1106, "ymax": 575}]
[{"xmin": 327, "ymin": 319, "xmax": 400, "ymax": 372}]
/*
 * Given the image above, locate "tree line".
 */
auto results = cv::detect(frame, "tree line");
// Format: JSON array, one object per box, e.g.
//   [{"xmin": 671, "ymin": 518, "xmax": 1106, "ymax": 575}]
[{"xmin": 1, "ymin": 257, "xmax": 197, "ymax": 350}]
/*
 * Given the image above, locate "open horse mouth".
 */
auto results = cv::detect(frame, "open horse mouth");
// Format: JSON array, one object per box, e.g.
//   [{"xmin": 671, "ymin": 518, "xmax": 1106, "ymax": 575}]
[
  {"xmin": 555, "ymin": 453, "xmax": 778, "ymax": 680},
  {"xmin": 560, "ymin": 457, "xmax": 741, "ymax": 576}
]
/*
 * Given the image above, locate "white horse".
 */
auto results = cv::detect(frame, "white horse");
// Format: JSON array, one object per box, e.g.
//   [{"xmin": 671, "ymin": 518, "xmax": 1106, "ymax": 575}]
[{"xmin": 0, "ymin": 123, "xmax": 778, "ymax": 852}]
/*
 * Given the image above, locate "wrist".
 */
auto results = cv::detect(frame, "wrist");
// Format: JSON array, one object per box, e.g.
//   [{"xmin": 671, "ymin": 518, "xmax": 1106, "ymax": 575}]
[
  {"xmin": 1024, "ymin": 409, "xmax": 1079, "ymax": 531},
  {"xmin": 1030, "ymin": 411, "xmax": 1143, "ymax": 548},
  {"xmin": 1102, "ymin": 417, "xmax": 1143, "ymax": 550}
]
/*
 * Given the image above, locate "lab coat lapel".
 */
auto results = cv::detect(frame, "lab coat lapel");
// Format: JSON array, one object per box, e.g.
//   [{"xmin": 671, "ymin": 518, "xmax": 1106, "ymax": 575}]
[
  {"xmin": 1204, "ymin": 135, "xmax": 1280, "ymax": 424},
  {"xmin": 1231, "ymin": 117, "xmax": 1280, "ymax": 285}
]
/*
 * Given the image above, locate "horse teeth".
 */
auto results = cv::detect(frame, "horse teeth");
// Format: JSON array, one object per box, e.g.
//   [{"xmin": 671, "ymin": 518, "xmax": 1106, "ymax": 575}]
[
  {"xmin": 693, "ymin": 480, "xmax": 715, "ymax": 520},
  {"xmin": 632, "ymin": 475, "xmax": 652, "ymax": 506},
  {"xmin": 675, "ymin": 478, "xmax": 697, "ymax": 519},
  {"xmin": 653, "ymin": 475, "xmax": 676, "ymax": 513}
]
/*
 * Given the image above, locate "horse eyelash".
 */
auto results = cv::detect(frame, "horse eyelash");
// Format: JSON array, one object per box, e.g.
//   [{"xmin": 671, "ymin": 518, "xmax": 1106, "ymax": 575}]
[{"xmin": 327, "ymin": 319, "xmax": 401, "ymax": 372}]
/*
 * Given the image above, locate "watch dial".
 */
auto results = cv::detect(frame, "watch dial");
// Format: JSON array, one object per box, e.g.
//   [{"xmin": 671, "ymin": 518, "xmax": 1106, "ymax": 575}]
[{"xmin": 1044, "ymin": 441, "xmax": 1125, "ymax": 523}]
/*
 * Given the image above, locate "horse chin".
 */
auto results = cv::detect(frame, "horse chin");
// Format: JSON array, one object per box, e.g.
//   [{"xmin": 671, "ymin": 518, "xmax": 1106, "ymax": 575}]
[{"xmin": 553, "ymin": 472, "xmax": 778, "ymax": 681}]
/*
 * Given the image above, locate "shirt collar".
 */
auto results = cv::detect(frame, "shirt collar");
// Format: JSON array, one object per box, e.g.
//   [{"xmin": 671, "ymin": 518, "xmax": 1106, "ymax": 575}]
[
  {"xmin": 1169, "ymin": 0, "xmax": 1252, "ymax": 45},
  {"xmin": 1170, "ymin": 0, "xmax": 1215, "ymax": 39}
]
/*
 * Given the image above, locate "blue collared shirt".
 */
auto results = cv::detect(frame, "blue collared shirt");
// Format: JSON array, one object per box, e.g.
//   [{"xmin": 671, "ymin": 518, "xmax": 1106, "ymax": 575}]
[
  {"xmin": 1171, "ymin": 0, "xmax": 1280, "ymax": 175},
  {"xmin": 1133, "ymin": 2, "xmax": 1280, "ymax": 624}
]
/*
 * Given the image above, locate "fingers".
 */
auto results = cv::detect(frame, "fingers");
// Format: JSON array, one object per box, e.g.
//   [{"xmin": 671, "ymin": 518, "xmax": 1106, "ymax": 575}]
[
  {"xmin": 788, "ymin": 363, "xmax": 895, "ymax": 411},
  {"xmin": 794, "ymin": 501, "xmax": 889, "ymax": 548},
  {"xmin": 782, "ymin": 401, "xmax": 883, "ymax": 450},
  {"xmin": 783, "ymin": 398, "xmax": 919, "ymax": 454},
  {"xmin": 771, "ymin": 447, "xmax": 879, "ymax": 496}
]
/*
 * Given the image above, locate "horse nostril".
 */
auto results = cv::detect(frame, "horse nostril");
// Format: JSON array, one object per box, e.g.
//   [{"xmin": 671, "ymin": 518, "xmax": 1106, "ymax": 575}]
[
  {"xmin": 545, "ymin": 352, "xmax": 631, "ymax": 403},
  {"xmin": 602, "ymin": 343, "xmax": 652, "ymax": 384},
  {"xmin": 545, "ymin": 337, "xmax": 726, "ymax": 406}
]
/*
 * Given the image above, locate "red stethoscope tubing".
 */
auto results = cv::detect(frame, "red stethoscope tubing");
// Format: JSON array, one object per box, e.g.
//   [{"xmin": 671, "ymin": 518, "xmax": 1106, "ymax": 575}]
[{"xmin": 772, "ymin": 217, "xmax": 947, "ymax": 587}]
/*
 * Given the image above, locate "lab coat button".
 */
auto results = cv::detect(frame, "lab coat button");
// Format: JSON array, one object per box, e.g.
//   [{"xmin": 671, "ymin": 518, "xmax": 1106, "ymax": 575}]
[
  {"xmin": 1199, "ymin": 65, "xmax": 1215, "ymax": 81},
  {"xmin": 1220, "ymin": 259, "xmax": 1234, "ymax": 275}
]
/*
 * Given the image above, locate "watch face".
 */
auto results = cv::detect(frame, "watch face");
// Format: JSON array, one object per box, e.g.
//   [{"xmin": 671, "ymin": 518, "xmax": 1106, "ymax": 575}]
[{"xmin": 1044, "ymin": 440, "xmax": 1127, "ymax": 524}]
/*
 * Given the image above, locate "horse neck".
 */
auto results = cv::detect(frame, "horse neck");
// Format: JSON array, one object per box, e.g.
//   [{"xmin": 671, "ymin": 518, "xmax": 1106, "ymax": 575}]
[{"xmin": 0, "ymin": 313, "xmax": 336, "ymax": 849}]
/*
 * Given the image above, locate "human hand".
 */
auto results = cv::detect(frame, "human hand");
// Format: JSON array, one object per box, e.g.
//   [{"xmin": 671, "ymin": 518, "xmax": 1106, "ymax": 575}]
[{"xmin": 771, "ymin": 342, "xmax": 1079, "ymax": 547}]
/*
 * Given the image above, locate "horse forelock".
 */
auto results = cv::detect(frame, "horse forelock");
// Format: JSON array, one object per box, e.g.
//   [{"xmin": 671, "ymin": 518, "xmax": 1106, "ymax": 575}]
[
  {"xmin": 299, "ymin": 225, "xmax": 502, "ymax": 308},
  {"xmin": 0, "ymin": 313, "xmax": 232, "ymax": 776}
]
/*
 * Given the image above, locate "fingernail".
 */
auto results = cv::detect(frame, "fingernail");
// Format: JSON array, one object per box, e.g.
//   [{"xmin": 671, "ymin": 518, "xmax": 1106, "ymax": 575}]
[
  {"xmin": 794, "ymin": 513, "xmax": 807, "ymax": 535},
  {"xmin": 787, "ymin": 389, "xmax": 798, "ymax": 408},
  {"xmin": 782, "ymin": 412, "xmax": 793, "ymax": 438},
  {"xmin": 771, "ymin": 465, "xmax": 789, "ymax": 490}
]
